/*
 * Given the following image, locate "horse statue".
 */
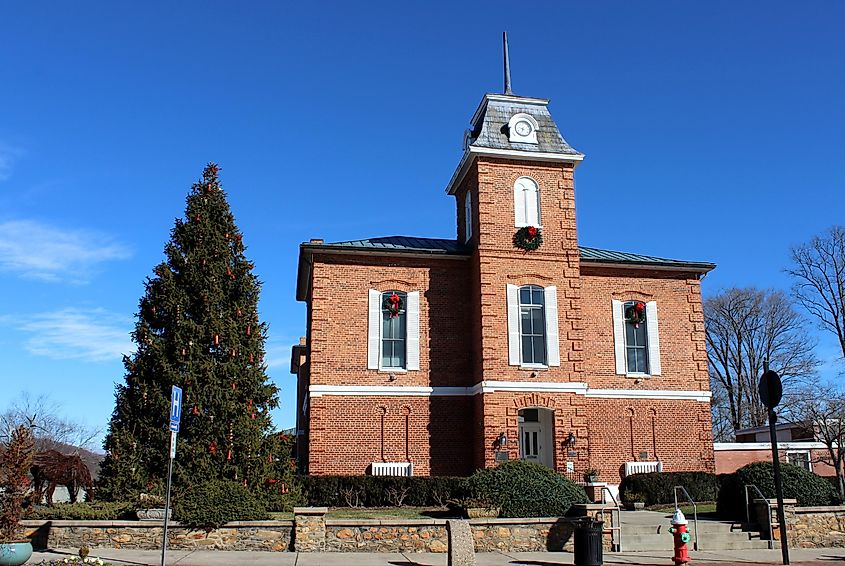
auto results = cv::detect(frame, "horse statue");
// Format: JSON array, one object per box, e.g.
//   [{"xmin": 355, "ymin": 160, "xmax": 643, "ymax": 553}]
[{"xmin": 31, "ymin": 450, "xmax": 94, "ymax": 506}]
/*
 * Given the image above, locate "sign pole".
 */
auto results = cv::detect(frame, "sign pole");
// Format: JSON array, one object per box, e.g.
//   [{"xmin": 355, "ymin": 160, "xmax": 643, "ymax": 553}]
[
  {"xmin": 161, "ymin": 432, "xmax": 176, "ymax": 566},
  {"xmin": 760, "ymin": 361, "xmax": 790, "ymax": 564},
  {"xmin": 162, "ymin": 385, "xmax": 182, "ymax": 566}
]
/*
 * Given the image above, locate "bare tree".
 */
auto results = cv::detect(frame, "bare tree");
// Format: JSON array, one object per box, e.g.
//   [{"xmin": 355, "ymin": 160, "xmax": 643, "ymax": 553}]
[
  {"xmin": 788, "ymin": 226, "xmax": 845, "ymax": 366},
  {"xmin": 0, "ymin": 393, "xmax": 100, "ymax": 453},
  {"xmin": 791, "ymin": 384, "xmax": 845, "ymax": 499},
  {"xmin": 705, "ymin": 287, "xmax": 818, "ymax": 436}
]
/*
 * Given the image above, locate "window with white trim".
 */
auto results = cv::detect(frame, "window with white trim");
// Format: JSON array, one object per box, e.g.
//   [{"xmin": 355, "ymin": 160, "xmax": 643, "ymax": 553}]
[
  {"xmin": 464, "ymin": 191, "xmax": 473, "ymax": 242},
  {"xmin": 786, "ymin": 450, "xmax": 812, "ymax": 472},
  {"xmin": 624, "ymin": 301, "xmax": 649, "ymax": 374},
  {"xmin": 381, "ymin": 291, "xmax": 407, "ymax": 369},
  {"xmin": 514, "ymin": 177, "xmax": 541, "ymax": 228},
  {"xmin": 506, "ymin": 284, "xmax": 561, "ymax": 368},
  {"xmin": 519, "ymin": 285, "xmax": 547, "ymax": 366},
  {"xmin": 367, "ymin": 289, "xmax": 420, "ymax": 371},
  {"xmin": 612, "ymin": 300, "xmax": 662, "ymax": 376}
]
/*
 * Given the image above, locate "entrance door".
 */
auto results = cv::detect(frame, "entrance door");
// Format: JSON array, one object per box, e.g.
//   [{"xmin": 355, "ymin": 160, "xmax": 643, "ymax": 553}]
[
  {"xmin": 520, "ymin": 422, "xmax": 542, "ymax": 462},
  {"xmin": 518, "ymin": 407, "xmax": 553, "ymax": 467}
]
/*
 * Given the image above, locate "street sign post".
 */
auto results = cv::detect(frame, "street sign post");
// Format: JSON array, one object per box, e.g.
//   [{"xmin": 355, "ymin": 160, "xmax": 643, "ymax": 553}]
[
  {"xmin": 758, "ymin": 363, "xmax": 790, "ymax": 565},
  {"xmin": 161, "ymin": 385, "xmax": 182, "ymax": 566}
]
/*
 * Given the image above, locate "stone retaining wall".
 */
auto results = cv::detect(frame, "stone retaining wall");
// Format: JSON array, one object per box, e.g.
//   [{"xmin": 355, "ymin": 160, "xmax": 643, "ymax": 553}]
[
  {"xmin": 21, "ymin": 520, "xmax": 293, "ymax": 552},
  {"xmin": 787, "ymin": 506, "xmax": 845, "ymax": 548},
  {"xmin": 21, "ymin": 506, "xmax": 614, "ymax": 553}
]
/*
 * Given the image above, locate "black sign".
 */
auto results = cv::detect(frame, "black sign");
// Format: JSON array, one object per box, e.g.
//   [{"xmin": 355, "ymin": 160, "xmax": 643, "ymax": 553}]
[
  {"xmin": 759, "ymin": 370, "xmax": 783, "ymax": 409},
  {"xmin": 495, "ymin": 451, "xmax": 510, "ymax": 462}
]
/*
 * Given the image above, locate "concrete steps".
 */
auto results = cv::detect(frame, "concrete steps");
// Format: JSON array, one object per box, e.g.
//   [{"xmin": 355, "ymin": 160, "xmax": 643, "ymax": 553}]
[{"xmin": 617, "ymin": 511, "xmax": 777, "ymax": 552}]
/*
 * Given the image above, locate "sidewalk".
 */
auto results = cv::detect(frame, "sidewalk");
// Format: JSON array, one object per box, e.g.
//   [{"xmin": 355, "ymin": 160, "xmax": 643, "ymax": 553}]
[{"xmin": 31, "ymin": 547, "xmax": 845, "ymax": 565}]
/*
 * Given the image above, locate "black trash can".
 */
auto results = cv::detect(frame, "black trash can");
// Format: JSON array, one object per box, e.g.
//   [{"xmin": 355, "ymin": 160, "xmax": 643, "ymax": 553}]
[{"xmin": 573, "ymin": 518, "xmax": 603, "ymax": 566}]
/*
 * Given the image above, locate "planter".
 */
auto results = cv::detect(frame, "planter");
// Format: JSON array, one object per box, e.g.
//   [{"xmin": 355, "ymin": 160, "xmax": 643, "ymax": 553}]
[
  {"xmin": 584, "ymin": 476, "xmax": 599, "ymax": 483},
  {"xmin": 466, "ymin": 507, "xmax": 500, "ymax": 519},
  {"xmin": 0, "ymin": 542, "xmax": 33, "ymax": 566},
  {"xmin": 625, "ymin": 502, "xmax": 646, "ymax": 511},
  {"xmin": 136, "ymin": 508, "xmax": 171, "ymax": 521}
]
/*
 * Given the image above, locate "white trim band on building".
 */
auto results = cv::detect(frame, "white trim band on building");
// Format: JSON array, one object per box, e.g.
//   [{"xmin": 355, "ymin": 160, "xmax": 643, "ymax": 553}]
[
  {"xmin": 309, "ymin": 381, "xmax": 711, "ymax": 402},
  {"xmin": 713, "ymin": 442, "xmax": 828, "ymax": 451}
]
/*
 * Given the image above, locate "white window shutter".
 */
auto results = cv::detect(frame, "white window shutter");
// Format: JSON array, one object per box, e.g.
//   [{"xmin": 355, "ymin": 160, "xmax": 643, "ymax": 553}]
[
  {"xmin": 507, "ymin": 284, "xmax": 520, "ymax": 365},
  {"xmin": 646, "ymin": 301, "xmax": 662, "ymax": 375},
  {"xmin": 406, "ymin": 291, "xmax": 420, "ymax": 371},
  {"xmin": 367, "ymin": 289, "xmax": 381, "ymax": 370},
  {"xmin": 464, "ymin": 191, "xmax": 472, "ymax": 241},
  {"xmin": 612, "ymin": 300, "xmax": 626, "ymax": 375},
  {"xmin": 513, "ymin": 182, "xmax": 526, "ymax": 227},
  {"xmin": 544, "ymin": 286, "xmax": 560, "ymax": 367},
  {"xmin": 527, "ymin": 185, "xmax": 540, "ymax": 227}
]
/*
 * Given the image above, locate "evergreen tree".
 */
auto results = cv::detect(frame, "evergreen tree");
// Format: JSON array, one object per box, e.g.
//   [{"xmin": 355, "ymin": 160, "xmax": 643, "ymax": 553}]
[{"xmin": 99, "ymin": 163, "xmax": 279, "ymax": 501}]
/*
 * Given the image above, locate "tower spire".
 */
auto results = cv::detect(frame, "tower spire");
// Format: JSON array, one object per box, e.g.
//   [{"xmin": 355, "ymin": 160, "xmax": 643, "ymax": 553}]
[{"xmin": 503, "ymin": 31, "xmax": 513, "ymax": 95}]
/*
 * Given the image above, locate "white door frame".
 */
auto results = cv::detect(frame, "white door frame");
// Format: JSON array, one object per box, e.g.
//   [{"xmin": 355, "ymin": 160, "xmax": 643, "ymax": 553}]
[{"xmin": 518, "ymin": 408, "xmax": 554, "ymax": 468}]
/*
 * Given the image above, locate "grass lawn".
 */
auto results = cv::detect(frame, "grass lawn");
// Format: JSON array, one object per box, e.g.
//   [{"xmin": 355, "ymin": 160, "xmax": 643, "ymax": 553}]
[{"xmin": 268, "ymin": 507, "xmax": 453, "ymax": 520}]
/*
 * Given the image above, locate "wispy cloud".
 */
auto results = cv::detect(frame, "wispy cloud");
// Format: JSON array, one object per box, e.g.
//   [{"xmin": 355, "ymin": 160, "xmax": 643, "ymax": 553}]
[
  {"xmin": 18, "ymin": 308, "xmax": 134, "ymax": 363},
  {"xmin": 0, "ymin": 220, "xmax": 131, "ymax": 283},
  {"xmin": 265, "ymin": 335, "xmax": 303, "ymax": 369},
  {"xmin": 0, "ymin": 144, "xmax": 23, "ymax": 181}
]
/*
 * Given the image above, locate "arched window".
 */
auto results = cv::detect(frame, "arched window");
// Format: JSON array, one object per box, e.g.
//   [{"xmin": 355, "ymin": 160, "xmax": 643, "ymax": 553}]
[
  {"xmin": 514, "ymin": 177, "xmax": 541, "ymax": 228},
  {"xmin": 519, "ymin": 285, "xmax": 546, "ymax": 366},
  {"xmin": 381, "ymin": 290, "xmax": 407, "ymax": 369}
]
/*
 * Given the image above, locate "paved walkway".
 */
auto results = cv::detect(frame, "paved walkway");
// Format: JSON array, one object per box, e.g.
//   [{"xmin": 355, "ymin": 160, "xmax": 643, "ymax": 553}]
[{"xmin": 31, "ymin": 547, "xmax": 845, "ymax": 565}]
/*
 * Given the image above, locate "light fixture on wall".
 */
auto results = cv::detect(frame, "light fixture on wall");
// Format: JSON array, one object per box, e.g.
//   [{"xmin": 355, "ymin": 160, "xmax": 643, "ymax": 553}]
[
  {"xmin": 566, "ymin": 432, "xmax": 577, "ymax": 447},
  {"xmin": 388, "ymin": 373, "xmax": 397, "ymax": 382},
  {"xmin": 496, "ymin": 432, "xmax": 508, "ymax": 448}
]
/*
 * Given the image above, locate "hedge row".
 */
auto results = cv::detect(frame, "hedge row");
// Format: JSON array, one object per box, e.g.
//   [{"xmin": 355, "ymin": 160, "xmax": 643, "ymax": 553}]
[
  {"xmin": 717, "ymin": 462, "xmax": 841, "ymax": 520},
  {"xmin": 298, "ymin": 475, "xmax": 467, "ymax": 507},
  {"xmin": 618, "ymin": 471, "xmax": 721, "ymax": 506}
]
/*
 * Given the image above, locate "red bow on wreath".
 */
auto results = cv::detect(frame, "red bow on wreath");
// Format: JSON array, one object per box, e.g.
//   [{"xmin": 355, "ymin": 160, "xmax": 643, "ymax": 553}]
[
  {"xmin": 527, "ymin": 226, "xmax": 538, "ymax": 239},
  {"xmin": 625, "ymin": 301, "xmax": 647, "ymax": 328},
  {"xmin": 388, "ymin": 293, "xmax": 401, "ymax": 318}
]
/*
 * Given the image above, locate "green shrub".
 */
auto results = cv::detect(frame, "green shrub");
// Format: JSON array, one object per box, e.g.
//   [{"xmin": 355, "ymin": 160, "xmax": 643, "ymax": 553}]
[
  {"xmin": 619, "ymin": 471, "xmax": 720, "ymax": 506},
  {"xmin": 297, "ymin": 475, "xmax": 467, "ymax": 507},
  {"xmin": 463, "ymin": 460, "xmax": 588, "ymax": 518},
  {"xmin": 716, "ymin": 462, "xmax": 840, "ymax": 520},
  {"xmin": 262, "ymin": 480, "xmax": 306, "ymax": 512},
  {"xmin": 33, "ymin": 501, "xmax": 135, "ymax": 520},
  {"xmin": 173, "ymin": 480, "xmax": 267, "ymax": 529}
]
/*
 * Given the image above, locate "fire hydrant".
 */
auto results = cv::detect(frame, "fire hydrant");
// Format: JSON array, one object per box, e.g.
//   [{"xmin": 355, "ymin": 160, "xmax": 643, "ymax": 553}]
[{"xmin": 668, "ymin": 509, "xmax": 691, "ymax": 566}]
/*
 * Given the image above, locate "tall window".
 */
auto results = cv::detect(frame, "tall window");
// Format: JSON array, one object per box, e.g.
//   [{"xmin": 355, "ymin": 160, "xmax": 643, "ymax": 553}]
[
  {"xmin": 519, "ymin": 285, "xmax": 547, "ymax": 366},
  {"xmin": 464, "ymin": 191, "xmax": 473, "ymax": 241},
  {"xmin": 624, "ymin": 301, "xmax": 649, "ymax": 374},
  {"xmin": 381, "ymin": 291, "xmax": 407, "ymax": 369},
  {"xmin": 514, "ymin": 177, "xmax": 541, "ymax": 227}
]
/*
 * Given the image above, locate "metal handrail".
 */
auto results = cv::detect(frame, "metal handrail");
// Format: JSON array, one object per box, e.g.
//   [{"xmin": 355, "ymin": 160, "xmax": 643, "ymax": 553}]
[
  {"xmin": 673, "ymin": 485, "xmax": 700, "ymax": 551},
  {"xmin": 600, "ymin": 486, "xmax": 622, "ymax": 552},
  {"xmin": 744, "ymin": 484, "xmax": 774, "ymax": 549}
]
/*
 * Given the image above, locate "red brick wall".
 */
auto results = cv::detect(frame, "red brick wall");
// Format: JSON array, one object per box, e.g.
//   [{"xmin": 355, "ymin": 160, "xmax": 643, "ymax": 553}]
[
  {"xmin": 307, "ymin": 396, "xmax": 474, "ymax": 476},
  {"xmin": 307, "ymin": 254, "xmax": 472, "ymax": 388}
]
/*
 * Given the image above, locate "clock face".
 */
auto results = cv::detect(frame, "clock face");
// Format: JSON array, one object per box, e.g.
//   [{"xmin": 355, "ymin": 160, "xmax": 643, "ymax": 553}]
[{"xmin": 514, "ymin": 120, "xmax": 532, "ymax": 137}]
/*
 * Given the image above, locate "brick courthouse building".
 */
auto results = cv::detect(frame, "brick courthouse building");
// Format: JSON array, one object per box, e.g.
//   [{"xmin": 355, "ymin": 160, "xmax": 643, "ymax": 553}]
[{"xmin": 292, "ymin": 82, "xmax": 716, "ymax": 489}]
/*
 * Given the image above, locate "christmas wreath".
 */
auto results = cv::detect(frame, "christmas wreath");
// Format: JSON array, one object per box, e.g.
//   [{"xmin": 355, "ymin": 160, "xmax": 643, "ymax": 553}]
[
  {"xmin": 383, "ymin": 292, "xmax": 403, "ymax": 318},
  {"xmin": 514, "ymin": 226, "xmax": 543, "ymax": 251},
  {"xmin": 625, "ymin": 301, "xmax": 647, "ymax": 327}
]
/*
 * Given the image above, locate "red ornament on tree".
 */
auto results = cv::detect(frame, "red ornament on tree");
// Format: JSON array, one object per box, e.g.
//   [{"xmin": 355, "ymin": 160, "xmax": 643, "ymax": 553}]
[
  {"xmin": 192, "ymin": 405, "xmax": 199, "ymax": 415},
  {"xmin": 209, "ymin": 441, "xmax": 218, "ymax": 455},
  {"xmin": 214, "ymin": 334, "xmax": 220, "ymax": 346},
  {"xmin": 246, "ymin": 324, "xmax": 251, "ymax": 337},
  {"xmin": 227, "ymin": 449, "xmax": 232, "ymax": 461}
]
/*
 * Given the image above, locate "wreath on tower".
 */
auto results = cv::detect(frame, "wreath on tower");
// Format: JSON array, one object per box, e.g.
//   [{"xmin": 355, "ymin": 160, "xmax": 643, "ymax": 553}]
[
  {"xmin": 513, "ymin": 226, "xmax": 543, "ymax": 251},
  {"xmin": 625, "ymin": 301, "xmax": 647, "ymax": 327},
  {"xmin": 383, "ymin": 292, "xmax": 403, "ymax": 318}
]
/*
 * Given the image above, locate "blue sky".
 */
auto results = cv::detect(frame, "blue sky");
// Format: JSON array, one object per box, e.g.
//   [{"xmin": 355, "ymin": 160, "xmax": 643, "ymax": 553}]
[{"xmin": 1, "ymin": 2, "xmax": 843, "ymax": 448}]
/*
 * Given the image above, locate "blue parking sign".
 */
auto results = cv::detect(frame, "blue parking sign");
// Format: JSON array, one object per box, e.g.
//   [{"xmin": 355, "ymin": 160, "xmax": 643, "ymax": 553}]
[{"xmin": 170, "ymin": 386, "xmax": 182, "ymax": 433}]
